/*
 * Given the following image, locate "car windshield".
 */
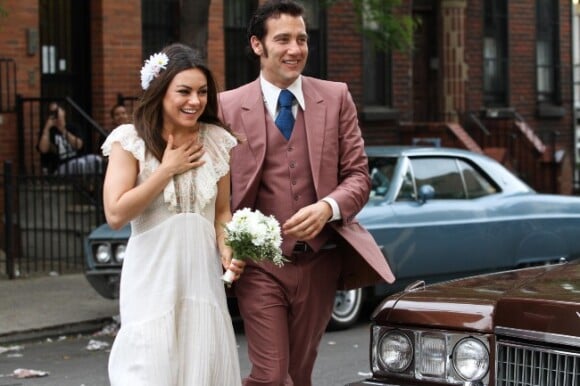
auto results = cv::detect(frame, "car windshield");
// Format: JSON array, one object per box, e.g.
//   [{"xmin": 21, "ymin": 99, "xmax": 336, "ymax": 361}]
[{"xmin": 368, "ymin": 156, "xmax": 397, "ymax": 198}]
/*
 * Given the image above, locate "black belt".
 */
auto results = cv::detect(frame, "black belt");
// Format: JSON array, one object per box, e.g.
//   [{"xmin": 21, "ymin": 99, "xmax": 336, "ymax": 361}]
[{"xmin": 292, "ymin": 241, "xmax": 337, "ymax": 254}]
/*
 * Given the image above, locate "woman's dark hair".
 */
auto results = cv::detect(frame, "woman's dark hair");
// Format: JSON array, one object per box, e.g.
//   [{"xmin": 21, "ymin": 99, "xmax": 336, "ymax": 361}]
[
  {"xmin": 133, "ymin": 43, "xmax": 231, "ymax": 161},
  {"xmin": 246, "ymin": 0, "xmax": 306, "ymax": 60}
]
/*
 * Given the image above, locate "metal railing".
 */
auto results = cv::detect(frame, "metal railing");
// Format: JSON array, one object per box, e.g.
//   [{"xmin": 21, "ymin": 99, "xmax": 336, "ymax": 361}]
[
  {"xmin": 460, "ymin": 110, "xmax": 561, "ymax": 194},
  {"xmin": 16, "ymin": 95, "xmax": 107, "ymax": 175},
  {"xmin": 1, "ymin": 96, "xmax": 107, "ymax": 278},
  {"xmin": 2, "ymin": 161, "xmax": 105, "ymax": 278}
]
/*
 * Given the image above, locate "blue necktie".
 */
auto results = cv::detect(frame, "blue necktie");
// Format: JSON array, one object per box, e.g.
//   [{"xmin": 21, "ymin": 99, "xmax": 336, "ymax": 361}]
[{"xmin": 275, "ymin": 89, "xmax": 295, "ymax": 140}]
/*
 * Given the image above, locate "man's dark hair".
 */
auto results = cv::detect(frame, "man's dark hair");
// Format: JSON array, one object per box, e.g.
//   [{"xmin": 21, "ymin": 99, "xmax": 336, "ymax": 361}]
[{"xmin": 246, "ymin": 0, "xmax": 306, "ymax": 60}]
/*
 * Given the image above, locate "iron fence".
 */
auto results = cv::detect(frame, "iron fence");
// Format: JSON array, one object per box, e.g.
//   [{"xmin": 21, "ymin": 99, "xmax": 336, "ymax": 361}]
[{"xmin": 2, "ymin": 160, "xmax": 105, "ymax": 278}]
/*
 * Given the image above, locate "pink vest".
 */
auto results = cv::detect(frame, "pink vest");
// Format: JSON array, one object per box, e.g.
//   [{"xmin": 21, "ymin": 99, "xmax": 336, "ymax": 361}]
[{"xmin": 255, "ymin": 109, "xmax": 333, "ymax": 256}]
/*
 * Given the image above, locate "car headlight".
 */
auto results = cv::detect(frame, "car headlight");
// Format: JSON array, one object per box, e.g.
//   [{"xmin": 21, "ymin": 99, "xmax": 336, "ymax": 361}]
[
  {"xmin": 452, "ymin": 337, "xmax": 489, "ymax": 381},
  {"xmin": 417, "ymin": 333, "xmax": 447, "ymax": 378},
  {"xmin": 378, "ymin": 330, "xmax": 413, "ymax": 372},
  {"xmin": 114, "ymin": 244, "xmax": 127, "ymax": 263},
  {"xmin": 371, "ymin": 326, "xmax": 491, "ymax": 384},
  {"xmin": 95, "ymin": 243, "xmax": 112, "ymax": 263}
]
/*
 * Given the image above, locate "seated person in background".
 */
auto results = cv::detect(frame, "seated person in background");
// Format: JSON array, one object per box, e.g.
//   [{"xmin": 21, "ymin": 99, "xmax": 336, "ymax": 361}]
[
  {"xmin": 99, "ymin": 103, "xmax": 131, "ymax": 147},
  {"xmin": 110, "ymin": 102, "xmax": 130, "ymax": 130},
  {"xmin": 37, "ymin": 102, "xmax": 103, "ymax": 175}
]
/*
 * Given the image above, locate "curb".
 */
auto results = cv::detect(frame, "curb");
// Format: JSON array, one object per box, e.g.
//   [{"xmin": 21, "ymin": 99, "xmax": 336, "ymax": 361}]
[{"xmin": 0, "ymin": 317, "xmax": 114, "ymax": 345}]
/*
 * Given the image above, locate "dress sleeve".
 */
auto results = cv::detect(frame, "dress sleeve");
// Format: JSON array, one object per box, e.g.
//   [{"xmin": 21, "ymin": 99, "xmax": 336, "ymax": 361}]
[
  {"xmin": 203, "ymin": 125, "xmax": 238, "ymax": 178},
  {"xmin": 101, "ymin": 124, "xmax": 146, "ymax": 162}
]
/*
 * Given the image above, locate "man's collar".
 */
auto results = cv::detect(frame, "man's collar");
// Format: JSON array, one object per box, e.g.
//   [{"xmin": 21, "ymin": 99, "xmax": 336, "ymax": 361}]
[{"xmin": 259, "ymin": 74, "xmax": 306, "ymax": 111}]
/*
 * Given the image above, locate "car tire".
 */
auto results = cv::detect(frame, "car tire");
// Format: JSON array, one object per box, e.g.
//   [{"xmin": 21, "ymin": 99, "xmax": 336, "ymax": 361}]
[{"xmin": 328, "ymin": 288, "xmax": 364, "ymax": 331}]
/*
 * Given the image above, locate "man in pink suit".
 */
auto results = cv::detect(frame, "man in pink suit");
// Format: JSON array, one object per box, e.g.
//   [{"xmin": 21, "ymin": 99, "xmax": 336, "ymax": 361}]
[{"xmin": 219, "ymin": 1, "xmax": 395, "ymax": 385}]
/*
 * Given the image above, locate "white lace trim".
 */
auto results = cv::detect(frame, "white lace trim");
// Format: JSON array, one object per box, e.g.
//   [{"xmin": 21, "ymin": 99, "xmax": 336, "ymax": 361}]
[
  {"xmin": 101, "ymin": 123, "xmax": 237, "ymax": 214},
  {"xmin": 201, "ymin": 124, "xmax": 238, "ymax": 206},
  {"xmin": 163, "ymin": 124, "xmax": 237, "ymax": 213}
]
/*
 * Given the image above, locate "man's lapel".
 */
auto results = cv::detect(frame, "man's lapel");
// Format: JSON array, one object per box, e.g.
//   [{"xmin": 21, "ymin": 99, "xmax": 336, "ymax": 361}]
[
  {"xmin": 233, "ymin": 80, "xmax": 267, "ymax": 209},
  {"xmin": 239, "ymin": 80, "xmax": 267, "ymax": 167},
  {"xmin": 302, "ymin": 78, "xmax": 326, "ymax": 194}
]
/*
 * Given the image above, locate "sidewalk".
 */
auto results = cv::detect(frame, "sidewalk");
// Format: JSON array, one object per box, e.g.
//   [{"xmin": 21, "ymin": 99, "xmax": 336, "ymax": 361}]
[{"xmin": 0, "ymin": 273, "xmax": 119, "ymax": 344}]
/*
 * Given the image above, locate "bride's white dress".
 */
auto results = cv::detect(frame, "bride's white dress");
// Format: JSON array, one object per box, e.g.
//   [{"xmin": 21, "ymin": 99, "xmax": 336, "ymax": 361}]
[{"xmin": 102, "ymin": 124, "xmax": 241, "ymax": 386}]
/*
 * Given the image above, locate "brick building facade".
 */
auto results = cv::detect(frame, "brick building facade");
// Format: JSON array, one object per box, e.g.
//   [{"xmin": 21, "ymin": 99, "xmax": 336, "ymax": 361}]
[{"xmin": 0, "ymin": 0, "xmax": 578, "ymax": 192}]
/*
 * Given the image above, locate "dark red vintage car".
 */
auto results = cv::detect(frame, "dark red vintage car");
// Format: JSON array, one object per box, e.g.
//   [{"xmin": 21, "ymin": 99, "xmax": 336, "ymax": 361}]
[{"xmin": 348, "ymin": 259, "xmax": 580, "ymax": 386}]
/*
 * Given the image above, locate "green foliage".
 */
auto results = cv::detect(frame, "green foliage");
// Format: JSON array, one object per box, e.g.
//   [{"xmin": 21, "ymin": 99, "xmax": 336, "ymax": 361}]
[
  {"xmin": 323, "ymin": 0, "xmax": 418, "ymax": 52},
  {"xmin": 0, "ymin": 0, "xmax": 7, "ymax": 18}
]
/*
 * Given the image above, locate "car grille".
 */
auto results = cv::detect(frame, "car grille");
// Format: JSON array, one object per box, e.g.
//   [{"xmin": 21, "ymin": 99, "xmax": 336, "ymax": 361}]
[{"xmin": 496, "ymin": 340, "xmax": 580, "ymax": 385}]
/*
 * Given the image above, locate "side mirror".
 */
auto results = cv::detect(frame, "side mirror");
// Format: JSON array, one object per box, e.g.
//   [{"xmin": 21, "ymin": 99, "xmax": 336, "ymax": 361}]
[{"xmin": 418, "ymin": 184, "xmax": 435, "ymax": 203}]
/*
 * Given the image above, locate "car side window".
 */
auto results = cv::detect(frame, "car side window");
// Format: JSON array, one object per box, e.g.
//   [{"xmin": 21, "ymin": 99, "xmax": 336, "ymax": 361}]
[
  {"xmin": 368, "ymin": 156, "xmax": 397, "ymax": 197},
  {"xmin": 457, "ymin": 159, "xmax": 497, "ymax": 198},
  {"xmin": 410, "ymin": 157, "xmax": 465, "ymax": 199},
  {"xmin": 396, "ymin": 166, "xmax": 416, "ymax": 201}
]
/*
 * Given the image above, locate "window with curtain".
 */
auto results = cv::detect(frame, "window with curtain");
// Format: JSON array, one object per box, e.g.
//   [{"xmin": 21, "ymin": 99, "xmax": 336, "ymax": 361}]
[
  {"xmin": 483, "ymin": 0, "xmax": 508, "ymax": 107},
  {"xmin": 536, "ymin": 0, "xmax": 560, "ymax": 104}
]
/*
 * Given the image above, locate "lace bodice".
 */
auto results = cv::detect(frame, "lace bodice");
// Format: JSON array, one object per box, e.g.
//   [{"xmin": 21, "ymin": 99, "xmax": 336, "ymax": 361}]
[{"xmin": 102, "ymin": 123, "xmax": 237, "ymax": 235}]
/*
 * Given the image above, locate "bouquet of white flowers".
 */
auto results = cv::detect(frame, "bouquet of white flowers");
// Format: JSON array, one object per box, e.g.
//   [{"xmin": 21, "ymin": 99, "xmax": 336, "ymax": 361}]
[{"xmin": 221, "ymin": 208, "xmax": 286, "ymax": 286}]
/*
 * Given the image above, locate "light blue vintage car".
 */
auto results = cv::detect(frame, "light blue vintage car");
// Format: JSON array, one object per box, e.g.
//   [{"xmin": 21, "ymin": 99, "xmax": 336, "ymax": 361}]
[{"xmin": 85, "ymin": 146, "xmax": 580, "ymax": 329}]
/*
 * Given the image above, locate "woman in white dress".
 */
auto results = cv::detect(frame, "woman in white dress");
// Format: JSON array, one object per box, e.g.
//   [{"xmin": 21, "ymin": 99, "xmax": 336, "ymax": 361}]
[{"xmin": 102, "ymin": 43, "xmax": 245, "ymax": 386}]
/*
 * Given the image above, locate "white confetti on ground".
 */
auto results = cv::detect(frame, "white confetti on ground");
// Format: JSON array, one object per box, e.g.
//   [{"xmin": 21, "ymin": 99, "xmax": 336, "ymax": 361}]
[
  {"xmin": 0, "ymin": 345, "xmax": 24, "ymax": 355},
  {"xmin": 13, "ymin": 368, "xmax": 50, "ymax": 378},
  {"xmin": 86, "ymin": 339, "xmax": 110, "ymax": 351}
]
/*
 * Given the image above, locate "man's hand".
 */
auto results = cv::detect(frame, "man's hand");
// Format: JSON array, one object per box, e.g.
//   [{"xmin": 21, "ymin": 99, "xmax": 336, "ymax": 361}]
[{"xmin": 282, "ymin": 200, "xmax": 332, "ymax": 240}]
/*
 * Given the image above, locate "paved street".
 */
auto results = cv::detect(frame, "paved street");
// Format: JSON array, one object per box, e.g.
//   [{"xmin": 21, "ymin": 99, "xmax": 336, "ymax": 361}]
[{"xmin": 0, "ymin": 320, "xmax": 373, "ymax": 386}]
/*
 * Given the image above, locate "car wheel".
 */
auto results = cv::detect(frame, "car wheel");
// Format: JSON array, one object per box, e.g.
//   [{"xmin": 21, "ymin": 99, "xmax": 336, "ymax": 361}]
[{"xmin": 328, "ymin": 288, "xmax": 363, "ymax": 331}]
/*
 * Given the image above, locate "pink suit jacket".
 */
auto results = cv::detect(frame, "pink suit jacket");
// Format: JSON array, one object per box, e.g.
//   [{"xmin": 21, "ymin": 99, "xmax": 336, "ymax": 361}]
[{"xmin": 219, "ymin": 76, "xmax": 395, "ymax": 289}]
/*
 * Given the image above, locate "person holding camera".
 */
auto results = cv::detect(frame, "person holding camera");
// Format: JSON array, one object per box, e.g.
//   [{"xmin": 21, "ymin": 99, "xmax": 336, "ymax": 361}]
[{"xmin": 37, "ymin": 102, "xmax": 101, "ymax": 175}]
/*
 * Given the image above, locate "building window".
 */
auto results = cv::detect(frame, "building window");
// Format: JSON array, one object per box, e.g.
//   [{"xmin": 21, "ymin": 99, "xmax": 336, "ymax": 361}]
[
  {"xmin": 574, "ymin": 4, "xmax": 579, "ymax": 118},
  {"xmin": 361, "ymin": 0, "xmax": 392, "ymax": 108},
  {"xmin": 224, "ymin": 0, "xmax": 258, "ymax": 90},
  {"xmin": 301, "ymin": 1, "xmax": 325, "ymax": 78},
  {"xmin": 536, "ymin": 0, "xmax": 560, "ymax": 104},
  {"xmin": 363, "ymin": 36, "xmax": 392, "ymax": 107},
  {"xmin": 223, "ymin": 1, "xmax": 325, "ymax": 89},
  {"xmin": 483, "ymin": 0, "xmax": 508, "ymax": 107},
  {"xmin": 141, "ymin": 0, "xmax": 180, "ymax": 60}
]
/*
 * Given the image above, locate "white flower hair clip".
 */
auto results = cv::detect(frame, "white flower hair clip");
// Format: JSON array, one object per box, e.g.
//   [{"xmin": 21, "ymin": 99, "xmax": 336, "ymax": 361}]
[{"xmin": 140, "ymin": 52, "xmax": 169, "ymax": 90}]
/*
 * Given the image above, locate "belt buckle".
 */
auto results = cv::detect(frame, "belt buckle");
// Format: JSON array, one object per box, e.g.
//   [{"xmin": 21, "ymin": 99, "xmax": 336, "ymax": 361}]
[{"xmin": 293, "ymin": 242, "xmax": 310, "ymax": 254}]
